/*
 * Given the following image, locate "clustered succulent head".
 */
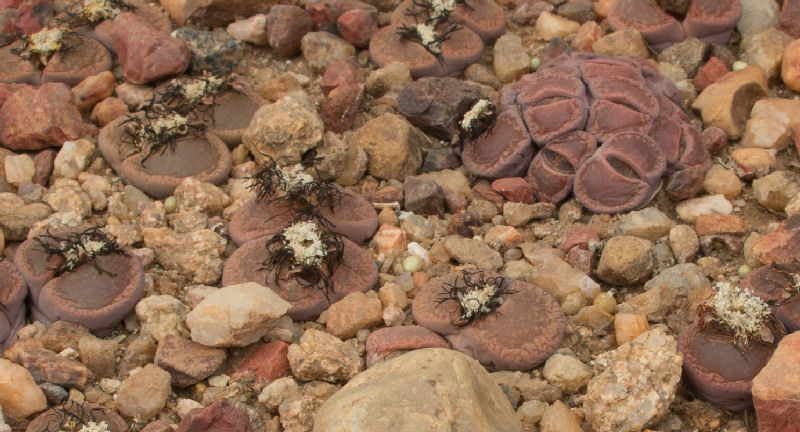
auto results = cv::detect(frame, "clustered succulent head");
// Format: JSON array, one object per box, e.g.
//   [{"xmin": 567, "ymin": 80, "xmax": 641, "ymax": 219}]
[
  {"xmin": 261, "ymin": 220, "xmax": 345, "ymax": 298},
  {"xmin": 437, "ymin": 269, "xmax": 517, "ymax": 325},
  {"xmin": 700, "ymin": 282, "xmax": 778, "ymax": 348},
  {"xmin": 34, "ymin": 227, "xmax": 125, "ymax": 276}
]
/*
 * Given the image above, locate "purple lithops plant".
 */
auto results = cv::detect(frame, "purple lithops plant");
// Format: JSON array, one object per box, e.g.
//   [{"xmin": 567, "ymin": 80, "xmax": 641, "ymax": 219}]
[{"xmin": 461, "ymin": 51, "xmax": 712, "ymax": 214}]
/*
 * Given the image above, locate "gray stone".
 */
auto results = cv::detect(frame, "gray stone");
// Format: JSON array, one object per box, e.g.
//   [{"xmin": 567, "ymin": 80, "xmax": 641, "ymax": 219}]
[
  {"xmin": 404, "ymin": 176, "xmax": 444, "ymax": 216},
  {"xmin": 287, "ymin": 329, "xmax": 362, "ymax": 382},
  {"xmin": 644, "ymin": 263, "xmax": 710, "ymax": 297},
  {"xmin": 314, "ymin": 348, "xmax": 523, "ymax": 432},
  {"xmin": 172, "ymin": 28, "xmax": 243, "ymax": 74},
  {"xmin": 556, "ymin": 0, "xmax": 595, "ymax": 23},
  {"xmin": 583, "ymin": 328, "xmax": 682, "ymax": 432},
  {"xmin": 657, "ymin": 37, "xmax": 706, "ymax": 78}
]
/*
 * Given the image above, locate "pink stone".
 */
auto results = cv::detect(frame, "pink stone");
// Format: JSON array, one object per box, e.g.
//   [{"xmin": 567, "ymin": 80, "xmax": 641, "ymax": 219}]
[
  {"xmin": 0, "ymin": 83, "xmax": 83, "ymax": 150},
  {"xmin": 321, "ymin": 83, "xmax": 362, "ymax": 133},
  {"xmin": 321, "ymin": 57, "xmax": 360, "ymax": 96},
  {"xmin": 177, "ymin": 400, "xmax": 252, "ymax": 432},
  {"xmin": 111, "ymin": 12, "xmax": 191, "ymax": 84},
  {"xmin": 337, "ymin": 9, "xmax": 377, "ymax": 48},
  {"xmin": 266, "ymin": 5, "xmax": 313, "ymax": 57},
  {"xmin": 571, "ymin": 21, "xmax": 603, "ymax": 52},
  {"xmin": 693, "ymin": 57, "xmax": 728, "ymax": 92},
  {"xmin": 753, "ymin": 331, "xmax": 800, "ymax": 432},
  {"xmin": 561, "ymin": 226, "xmax": 599, "ymax": 252},
  {"xmin": 491, "ymin": 177, "xmax": 534, "ymax": 203},
  {"xmin": 232, "ymin": 341, "xmax": 290, "ymax": 384},
  {"xmin": 32, "ymin": 149, "xmax": 55, "ymax": 185},
  {"xmin": 365, "ymin": 325, "xmax": 449, "ymax": 367},
  {"xmin": 566, "ymin": 246, "xmax": 594, "ymax": 275}
]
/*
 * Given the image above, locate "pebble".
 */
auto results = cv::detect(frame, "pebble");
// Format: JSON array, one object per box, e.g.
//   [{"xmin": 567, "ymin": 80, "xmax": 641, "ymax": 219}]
[
  {"xmin": 443, "ymin": 235, "xmax": 503, "ymax": 270},
  {"xmin": 78, "ymin": 335, "xmax": 118, "ymax": 379},
  {"xmin": 112, "ymin": 12, "xmax": 190, "ymax": 84},
  {"xmin": 135, "ymin": 294, "xmax": 190, "ymax": 343},
  {"xmin": 597, "ymin": 236, "xmax": 654, "ymax": 286},
  {"xmin": 517, "ymin": 399, "xmax": 546, "ymax": 425},
  {"xmin": 258, "ymin": 376, "xmax": 300, "ymax": 411},
  {"xmin": 174, "ymin": 177, "xmax": 231, "ymax": 213},
  {"xmin": 675, "ymin": 194, "xmax": 733, "ymax": 223},
  {"xmin": 541, "ymin": 400, "xmax": 583, "ymax": 432},
  {"xmin": 287, "ymin": 328, "xmax": 362, "ymax": 382},
  {"xmin": 694, "ymin": 214, "xmax": 746, "ymax": 237},
  {"xmin": 782, "ymin": 39, "xmax": 800, "ymax": 92},
  {"xmin": 737, "ymin": 0, "xmax": 780, "ymax": 37},
  {"xmin": 0, "ymin": 358, "xmax": 47, "ymax": 418},
  {"xmin": 226, "ymin": 14, "xmax": 268, "ymax": 45},
  {"xmin": 154, "ymin": 335, "xmax": 226, "ymax": 387},
  {"xmin": 592, "ymin": 29, "xmax": 649, "ymax": 58},
  {"xmin": 692, "ymin": 65, "xmax": 767, "ymax": 139},
  {"xmin": 365, "ymin": 62, "xmax": 411, "ymax": 97},
  {"xmin": 378, "ymin": 283, "xmax": 409, "ymax": 309},
  {"xmin": 400, "ymin": 214, "xmax": 434, "ymax": 243},
  {"xmin": 43, "ymin": 178, "xmax": 93, "ymax": 217},
  {"xmin": 542, "ymin": 353, "xmax": 591, "ymax": 394},
  {"xmin": 314, "ymin": 348, "xmax": 523, "ymax": 431},
  {"xmin": 301, "ymin": 31, "xmax": 356, "ymax": 72},
  {"xmin": 741, "ymin": 28, "xmax": 794, "ymax": 80},
  {"xmin": 186, "ymin": 282, "xmax": 290, "ymax": 347},
  {"xmin": 731, "ymin": 147, "xmax": 775, "ymax": 179},
  {"xmin": 503, "ymin": 202, "xmax": 555, "ymax": 227},
  {"xmin": 382, "ymin": 306, "xmax": 404, "ymax": 326},
  {"xmin": 519, "ymin": 243, "xmax": 601, "ymax": 302},
  {"xmin": 242, "ymin": 91, "xmax": 324, "ymax": 167},
  {"xmin": 72, "ymin": 70, "xmax": 115, "ymax": 112},
  {"xmin": 172, "ymin": 28, "xmax": 243, "ymax": 74},
  {"xmin": 492, "ymin": 177, "xmax": 533, "ymax": 203},
  {"xmin": 143, "ymin": 227, "xmax": 226, "ymax": 284},
  {"xmin": 374, "ymin": 224, "xmax": 407, "ymax": 261},
  {"xmin": 753, "ymin": 170, "xmax": 800, "ymax": 211},
  {"xmin": 614, "ymin": 313, "xmax": 649, "ymax": 345},
  {"xmin": 337, "ymin": 9, "xmax": 377, "ymax": 48},
  {"xmin": 116, "ymin": 364, "xmax": 171, "ymax": 421},
  {"xmin": 90, "ymin": 97, "xmax": 129, "ymax": 126},
  {"xmin": 702, "ymin": 164, "xmax": 742, "ymax": 199},
  {"xmin": 752, "ymin": 331, "xmax": 800, "ymax": 432},
  {"xmin": 351, "ymin": 114, "xmax": 425, "ymax": 181},
  {"xmin": 613, "ymin": 207, "xmax": 671, "ymax": 242},
  {"xmin": 326, "ymin": 292, "xmax": 383, "ymax": 339},
  {"xmin": 535, "ymin": 11, "xmax": 580, "ymax": 41},
  {"xmin": 512, "ymin": 0, "xmax": 553, "ymax": 25},
  {"xmin": 669, "ymin": 224, "xmax": 700, "ymax": 264},
  {"xmin": 403, "ymin": 176, "xmax": 444, "ymax": 216},
  {"xmin": 53, "ymin": 138, "xmax": 94, "ymax": 180},
  {"xmin": 494, "ymin": 33, "xmax": 531, "ymax": 83},
  {"xmin": 583, "ymin": 328, "xmax": 682, "ymax": 432},
  {"xmin": 693, "ymin": 57, "xmax": 728, "ymax": 91},
  {"xmin": 177, "ymin": 399, "xmax": 252, "ymax": 432},
  {"xmin": 233, "ymin": 340, "xmax": 290, "ymax": 384},
  {"xmin": 657, "ymin": 38, "xmax": 706, "ymax": 78},
  {"xmin": 4, "ymin": 153, "xmax": 34, "ymax": 185}
]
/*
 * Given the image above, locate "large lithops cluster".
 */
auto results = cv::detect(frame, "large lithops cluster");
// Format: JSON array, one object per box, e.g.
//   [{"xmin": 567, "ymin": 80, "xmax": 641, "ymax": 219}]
[{"xmin": 462, "ymin": 52, "xmax": 711, "ymax": 214}]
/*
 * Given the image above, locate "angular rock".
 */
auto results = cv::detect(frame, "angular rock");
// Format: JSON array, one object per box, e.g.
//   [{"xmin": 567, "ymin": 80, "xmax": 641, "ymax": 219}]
[
  {"xmin": 266, "ymin": 5, "xmax": 313, "ymax": 57},
  {"xmin": 592, "ymin": 29, "xmax": 649, "ymax": 58},
  {"xmin": 287, "ymin": 328, "xmax": 362, "ymax": 382},
  {"xmin": 0, "ymin": 83, "xmax": 83, "ymax": 151},
  {"xmin": 172, "ymin": 28, "xmax": 243, "ymax": 74},
  {"xmin": 541, "ymin": 400, "xmax": 583, "ymax": 432},
  {"xmin": 233, "ymin": 340, "xmax": 290, "ymax": 384},
  {"xmin": 657, "ymin": 37, "xmax": 706, "ymax": 77},
  {"xmin": 535, "ymin": 11, "xmax": 580, "ymax": 41},
  {"xmin": 53, "ymin": 138, "xmax": 94, "ymax": 180},
  {"xmin": 301, "ymin": 31, "xmax": 356, "ymax": 71},
  {"xmin": 597, "ymin": 236, "xmax": 654, "ymax": 286},
  {"xmin": 494, "ymin": 33, "xmax": 530, "ymax": 83},
  {"xmin": 741, "ymin": 28, "xmax": 794, "ymax": 80},
  {"xmin": 185, "ymin": 282, "xmax": 290, "ymax": 347},
  {"xmin": 158, "ymin": 0, "xmax": 275, "ymax": 27},
  {"xmin": 4, "ymin": 340, "xmax": 89, "ymax": 390},
  {"xmin": 583, "ymin": 328, "xmax": 682, "ymax": 432},
  {"xmin": 4, "ymin": 153, "xmax": 34, "ymax": 185},
  {"xmin": 242, "ymin": 91, "xmax": 324, "ymax": 167},
  {"xmin": 693, "ymin": 57, "xmax": 728, "ymax": 91},
  {"xmin": 491, "ymin": 177, "xmax": 533, "ymax": 203},
  {"xmin": 226, "ymin": 14, "xmax": 268, "ymax": 45},
  {"xmin": 542, "ymin": 353, "xmax": 591, "ymax": 394},
  {"xmin": 692, "ymin": 65, "xmax": 767, "ymax": 139},
  {"xmin": 112, "ymin": 12, "xmax": 191, "ymax": 84},
  {"xmin": 404, "ymin": 176, "xmax": 444, "ymax": 216},
  {"xmin": 177, "ymin": 399, "xmax": 252, "ymax": 432},
  {"xmin": 78, "ymin": 335, "xmax": 118, "ymax": 379},
  {"xmin": 675, "ymin": 194, "xmax": 732, "ymax": 223},
  {"xmin": 0, "ymin": 358, "xmax": 47, "ymax": 418},
  {"xmin": 753, "ymin": 170, "xmax": 800, "ymax": 211},
  {"xmin": 337, "ymin": 9, "xmax": 377, "ymax": 48},
  {"xmin": 314, "ymin": 348, "xmax": 523, "ymax": 432},
  {"xmin": 350, "ymin": 113, "xmax": 425, "ymax": 181},
  {"xmin": 669, "ymin": 224, "xmax": 699, "ymax": 264},
  {"xmin": 326, "ymin": 292, "xmax": 383, "ymax": 340},
  {"xmin": 117, "ymin": 364, "xmax": 171, "ymax": 421},
  {"xmin": 783, "ymin": 39, "xmax": 800, "ymax": 92},
  {"xmin": 752, "ymin": 332, "xmax": 800, "ymax": 432},
  {"xmin": 135, "ymin": 295, "xmax": 189, "ymax": 343},
  {"xmin": 613, "ymin": 207, "xmax": 671, "ymax": 242},
  {"xmin": 443, "ymin": 235, "xmax": 503, "ymax": 270},
  {"xmin": 142, "ymin": 228, "xmax": 225, "ymax": 284},
  {"xmin": 154, "ymin": 335, "xmax": 226, "ymax": 387},
  {"xmin": 396, "ymin": 77, "xmax": 481, "ymax": 140}
]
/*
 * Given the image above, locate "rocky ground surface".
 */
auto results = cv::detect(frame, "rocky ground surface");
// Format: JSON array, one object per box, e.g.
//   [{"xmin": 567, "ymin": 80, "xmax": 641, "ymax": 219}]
[{"xmin": 1, "ymin": 0, "xmax": 800, "ymax": 431}]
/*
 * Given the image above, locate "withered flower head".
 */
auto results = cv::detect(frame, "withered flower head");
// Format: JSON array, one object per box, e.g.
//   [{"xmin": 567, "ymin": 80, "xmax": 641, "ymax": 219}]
[
  {"xmin": 699, "ymin": 281, "xmax": 781, "ymax": 348},
  {"xmin": 247, "ymin": 159, "xmax": 341, "ymax": 219},
  {"xmin": 34, "ymin": 227, "xmax": 125, "ymax": 276},
  {"xmin": 437, "ymin": 269, "xmax": 517, "ymax": 325}
]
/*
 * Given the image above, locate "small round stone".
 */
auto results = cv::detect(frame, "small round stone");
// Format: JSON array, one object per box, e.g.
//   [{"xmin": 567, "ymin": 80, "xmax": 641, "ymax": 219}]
[
  {"xmin": 164, "ymin": 196, "xmax": 177, "ymax": 213},
  {"xmin": 530, "ymin": 57, "xmax": 542, "ymax": 71},
  {"xmin": 738, "ymin": 264, "xmax": 752, "ymax": 278},
  {"xmin": 402, "ymin": 255, "xmax": 423, "ymax": 273},
  {"xmin": 593, "ymin": 291, "xmax": 617, "ymax": 315},
  {"xmin": 732, "ymin": 60, "xmax": 748, "ymax": 71}
]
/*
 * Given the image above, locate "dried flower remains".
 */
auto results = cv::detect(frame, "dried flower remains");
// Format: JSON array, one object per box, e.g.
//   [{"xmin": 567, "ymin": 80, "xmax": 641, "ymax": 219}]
[
  {"xmin": 437, "ymin": 269, "xmax": 517, "ymax": 326},
  {"xmin": 34, "ymin": 227, "xmax": 126, "ymax": 276},
  {"xmin": 396, "ymin": 0, "xmax": 470, "ymax": 56},
  {"xmin": 459, "ymin": 98, "xmax": 496, "ymax": 138},
  {"xmin": 42, "ymin": 402, "xmax": 110, "ymax": 432},
  {"xmin": 260, "ymin": 221, "xmax": 345, "ymax": 299},
  {"xmin": 698, "ymin": 281, "xmax": 781, "ymax": 348}
]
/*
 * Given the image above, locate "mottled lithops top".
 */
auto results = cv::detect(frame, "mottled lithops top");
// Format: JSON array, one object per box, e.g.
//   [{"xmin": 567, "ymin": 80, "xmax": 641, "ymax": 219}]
[
  {"xmin": 369, "ymin": 0, "xmax": 505, "ymax": 78},
  {"xmin": 462, "ymin": 52, "xmax": 711, "ymax": 214}
]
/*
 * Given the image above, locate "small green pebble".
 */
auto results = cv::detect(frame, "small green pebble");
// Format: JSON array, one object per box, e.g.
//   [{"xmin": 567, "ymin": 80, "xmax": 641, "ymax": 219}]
[
  {"xmin": 402, "ymin": 255, "xmax": 423, "ymax": 273},
  {"xmin": 594, "ymin": 292, "xmax": 617, "ymax": 315},
  {"xmin": 530, "ymin": 57, "xmax": 541, "ymax": 71},
  {"xmin": 738, "ymin": 264, "xmax": 752, "ymax": 278},
  {"xmin": 164, "ymin": 196, "xmax": 177, "ymax": 213},
  {"xmin": 732, "ymin": 60, "xmax": 747, "ymax": 71}
]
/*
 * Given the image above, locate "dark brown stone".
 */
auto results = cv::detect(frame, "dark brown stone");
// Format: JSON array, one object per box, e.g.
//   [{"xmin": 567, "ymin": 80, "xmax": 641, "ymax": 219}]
[
  {"xmin": 321, "ymin": 83, "xmax": 362, "ymax": 133},
  {"xmin": 397, "ymin": 77, "xmax": 482, "ymax": 140},
  {"xmin": 154, "ymin": 335, "xmax": 226, "ymax": 387},
  {"xmin": 177, "ymin": 399, "xmax": 252, "ymax": 432},
  {"xmin": 404, "ymin": 175, "xmax": 444, "ymax": 216},
  {"xmin": 32, "ymin": 149, "xmax": 55, "ymax": 185},
  {"xmin": 266, "ymin": 5, "xmax": 313, "ymax": 57}
]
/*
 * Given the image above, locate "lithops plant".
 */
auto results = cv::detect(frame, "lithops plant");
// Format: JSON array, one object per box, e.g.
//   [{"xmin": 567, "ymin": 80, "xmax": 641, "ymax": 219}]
[
  {"xmin": 369, "ymin": 0, "xmax": 505, "ymax": 78},
  {"xmin": 678, "ymin": 282, "xmax": 785, "ymax": 411},
  {"xmin": 412, "ymin": 269, "xmax": 565, "ymax": 371},
  {"xmin": 0, "ymin": 259, "xmax": 28, "ymax": 349},
  {"xmin": 461, "ymin": 51, "xmax": 712, "ymax": 214},
  {"xmin": 740, "ymin": 262, "xmax": 800, "ymax": 332}
]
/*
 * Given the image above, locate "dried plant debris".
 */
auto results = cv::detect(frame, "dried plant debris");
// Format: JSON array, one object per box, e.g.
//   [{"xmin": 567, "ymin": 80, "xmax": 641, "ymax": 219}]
[
  {"xmin": 41, "ymin": 402, "xmax": 110, "ymax": 432},
  {"xmin": 261, "ymin": 221, "xmax": 345, "ymax": 299},
  {"xmin": 34, "ymin": 227, "xmax": 126, "ymax": 276},
  {"xmin": 12, "ymin": 27, "xmax": 80, "ymax": 64},
  {"xmin": 158, "ymin": 75, "xmax": 230, "ymax": 118},
  {"xmin": 698, "ymin": 282, "xmax": 783, "ymax": 348},
  {"xmin": 396, "ymin": 0, "xmax": 471, "ymax": 56},
  {"xmin": 437, "ymin": 269, "xmax": 517, "ymax": 326},
  {"xmin": 58, "ymin": 0, "xmax": 135, "ymax": 27},
  {"xmin": 459, "ymin": 98, "xmax": 496, "ymax": 138},
  {"xmin": 248, "ymin": 160, "xmax": 341, "ymax": 218},
  {"xmin": 120, "ymin": 109, "xmax": 204, "ymax": 163}
]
